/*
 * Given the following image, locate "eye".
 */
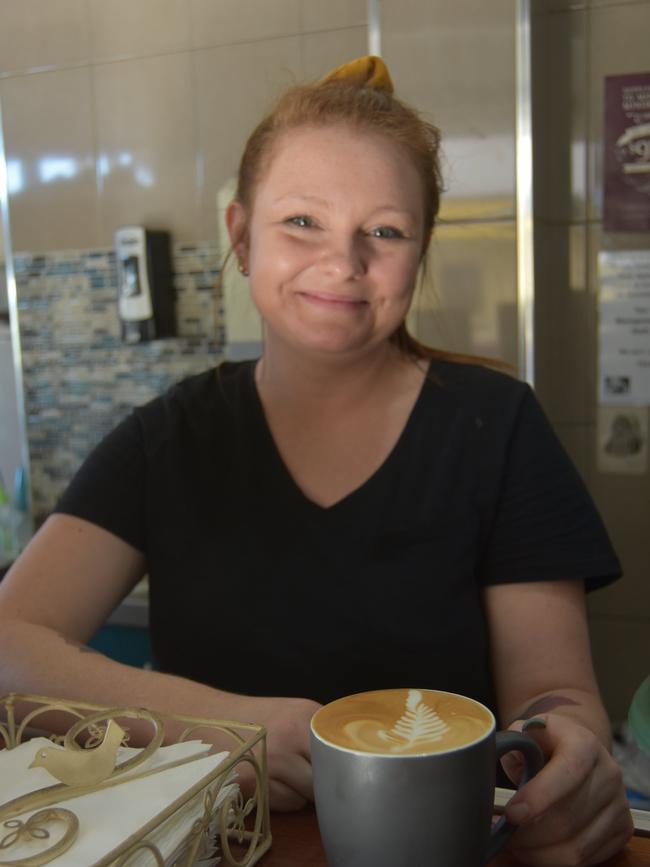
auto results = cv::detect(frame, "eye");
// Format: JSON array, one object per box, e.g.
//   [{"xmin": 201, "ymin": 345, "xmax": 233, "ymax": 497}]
[
  {"xmin": 286, "ymin": 215, "xmax": 315, "ymax": 228},
  {"xmin": 368, "ymin": 226, "xmax": 405, "ymax": 240}
]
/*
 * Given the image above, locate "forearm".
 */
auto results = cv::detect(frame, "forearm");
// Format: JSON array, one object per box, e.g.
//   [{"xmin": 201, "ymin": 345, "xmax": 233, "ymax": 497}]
[
  {"xmin": 0, "ymin": 619, "xmax": 258, "ymax": 737},
  {"xmin": 506, "ymin": 686, "xmax": 612, "ymax": 749}
]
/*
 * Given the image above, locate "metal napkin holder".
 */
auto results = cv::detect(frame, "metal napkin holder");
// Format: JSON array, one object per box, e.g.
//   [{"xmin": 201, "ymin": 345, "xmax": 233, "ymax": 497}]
[{"xmin": 0, "ymin": 692, "xmax": 272, "ymax": 866}]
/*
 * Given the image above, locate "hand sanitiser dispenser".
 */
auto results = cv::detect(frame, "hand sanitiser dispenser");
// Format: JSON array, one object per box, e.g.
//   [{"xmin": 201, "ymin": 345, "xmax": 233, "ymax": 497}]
[{"xmin": 115, "ymin": 226, "xmax": 175, "ymax": 343}]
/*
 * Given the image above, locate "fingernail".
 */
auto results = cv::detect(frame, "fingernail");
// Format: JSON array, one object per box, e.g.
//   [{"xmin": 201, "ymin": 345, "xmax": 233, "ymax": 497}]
[
  {"xmin": 507, "ymin": 802, "xmax": 531, "ymax": 824},
  {"xmin": 522, "ymin": 717, "xmax": 547, "ymax": 732}
]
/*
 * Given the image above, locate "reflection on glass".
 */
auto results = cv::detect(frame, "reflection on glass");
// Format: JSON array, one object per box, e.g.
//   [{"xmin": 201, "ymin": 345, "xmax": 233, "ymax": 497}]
[
  {"xmin": 5, "ymin": 160, "xmax": 24, "ymax": 195},
  {"xmin": 134, "ymin": 166, "xmax": 154, "ymax": 187},
  {"xmin": 38, "ymin": 156, "xmax": 77, "ymax": 183},
  {"xmin": 97, "ymin": 154, "xmax": 110, "ymax": 177}
]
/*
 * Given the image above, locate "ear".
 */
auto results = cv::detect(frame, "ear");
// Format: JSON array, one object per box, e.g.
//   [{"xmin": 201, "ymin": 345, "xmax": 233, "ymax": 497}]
[{"xmin": 225, "ymin": 200, "xmax": 249, "ymax": 259}]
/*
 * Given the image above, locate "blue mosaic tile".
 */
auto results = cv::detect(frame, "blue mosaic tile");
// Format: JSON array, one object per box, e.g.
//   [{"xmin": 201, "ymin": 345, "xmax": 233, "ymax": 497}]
[{"xmin": 15, "ymin": 242, "xmax": 225, "ymax": 519}]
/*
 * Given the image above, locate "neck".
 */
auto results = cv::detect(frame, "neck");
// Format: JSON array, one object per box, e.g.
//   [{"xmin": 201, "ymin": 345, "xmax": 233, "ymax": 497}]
[{"xmin": 255, "ymin": 341, "xmax": 414, "ymax": 412}]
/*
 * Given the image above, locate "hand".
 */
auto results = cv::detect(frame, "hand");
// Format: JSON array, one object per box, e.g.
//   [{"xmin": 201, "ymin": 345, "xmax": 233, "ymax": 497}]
[
  {"xmin": 501, "ymin": 714, "xmax": 633, "ymax": 866},
  {"xmin": 232, "ymin": 695, "xmax": 321, "ymax": 812}
]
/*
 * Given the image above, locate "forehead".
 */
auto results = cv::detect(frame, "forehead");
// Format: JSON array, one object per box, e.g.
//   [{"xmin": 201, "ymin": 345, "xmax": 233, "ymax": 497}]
[{"xmin": 253, "ymin": 123, "xmax": 423, "ymax": 208}]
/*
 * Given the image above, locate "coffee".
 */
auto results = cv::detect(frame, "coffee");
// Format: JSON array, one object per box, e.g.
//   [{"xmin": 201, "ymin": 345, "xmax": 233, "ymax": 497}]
[
  {"xmin": 311, "ymin": 689, "xmax": 544, "ymax": 866},
  {"xmin": 312, "ymin": 688, "xmax": 493, "ymax": 755}
]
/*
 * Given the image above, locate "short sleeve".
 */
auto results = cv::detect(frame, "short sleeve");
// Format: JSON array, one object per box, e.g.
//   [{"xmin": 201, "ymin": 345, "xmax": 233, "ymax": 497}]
[
  {"xmin": 54, "ymin": 412, "xmax": 147, "ymax": 552},
  {"xmin": 479, "ymin": 387, "xmax": 622, "ymax": 591}
]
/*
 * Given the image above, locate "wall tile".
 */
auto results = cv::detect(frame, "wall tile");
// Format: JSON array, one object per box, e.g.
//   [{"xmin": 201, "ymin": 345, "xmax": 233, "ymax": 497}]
[
  {"xmin": 532, "ymin": 7, "xmax": 588, "ymax": 223},
  {"xmin": 587, "ymin": 615, "xmax": 649, "ymax": 722},
  {"xmin": 194, "ymin": 37, "xmax": 301, "ymax": 241},
  {"xmin": 381, "ymin": 0, "xmax": 516, "ymax": 221},
  {"xmin": 582, "ymin": 217, "xmax": 650, "ymax": 624},
  {"xmin": 587, "ymin": 1, "xmax": 650, "ymax": 220},
  {"xmin": 189, "ymin": 0, "xmax": 300, "ymax": 49},
  {"xmin": 300, "ymin": 0, "xmax": 366, "ymax": 33},
  {"xmin": 299, "ymin": 27, "xmax": 369, "ymax": 83},
  {"xmin": 590, "ymin": 0, "xmax": 649, "ymax": 7},
  {"xmin": 1, "ymin": 69, "xmax": 100, "ymax": 252},
  {"xmin": 408, "ymin": 220, "xmax": 519, "ymax": 370},
  {"xmin": 93, "ymin": 52, "xmax": 200, "ymax": 245},
  {"xmin": 534, "ymin": 223, "xmax": 593, "ymax": 425},
  {"xmin": 0, "ymin": 0, "xmax": 90, "ymax": 75},
  {"xmin": 15, "ymin": 244, "xmax": 223, "ymax": 519},
  {"xmin": 88, "ymin": 0, "xmax": 192, "ymax": 62}
]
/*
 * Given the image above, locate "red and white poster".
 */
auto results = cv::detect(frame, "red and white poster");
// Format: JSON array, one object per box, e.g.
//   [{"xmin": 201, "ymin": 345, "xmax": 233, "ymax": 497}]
[{"xmin": 603, "ymin": 72, "xmax": 650, "ymax": 232}]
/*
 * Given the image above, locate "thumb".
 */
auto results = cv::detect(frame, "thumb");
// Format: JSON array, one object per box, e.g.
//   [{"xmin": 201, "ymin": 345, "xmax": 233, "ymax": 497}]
[{"xmin": 501, "ymin": 717, "xmax": 549, "ymax": 813}]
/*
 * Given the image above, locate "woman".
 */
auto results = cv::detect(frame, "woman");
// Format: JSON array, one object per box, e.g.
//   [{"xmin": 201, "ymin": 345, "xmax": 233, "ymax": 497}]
[{"xmin": 0, "ymin": 57, "xmax": 633, "ymax": 864}]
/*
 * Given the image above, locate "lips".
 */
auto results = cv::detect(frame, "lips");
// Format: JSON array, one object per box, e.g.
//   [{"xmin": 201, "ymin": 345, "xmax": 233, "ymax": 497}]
[{"xmin": 297, "ymin": 291, "xmax": 368, "ymax": 310}]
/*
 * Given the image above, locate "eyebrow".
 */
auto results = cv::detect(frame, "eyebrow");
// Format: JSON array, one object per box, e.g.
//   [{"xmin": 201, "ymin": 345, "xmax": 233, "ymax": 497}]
[{"xmin": 271, "ymin": 194, "xmax": 416, "ymax": 219}]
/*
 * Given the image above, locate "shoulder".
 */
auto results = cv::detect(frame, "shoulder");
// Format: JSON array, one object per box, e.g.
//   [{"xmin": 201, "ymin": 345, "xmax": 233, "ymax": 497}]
[
  {"xmin": 427, "ymin": 358, "xmax": 527, "ymax": 397},
  {"xmin": 421, "ymin": 359, "xmax": 534, "ymax": 429},
  {"xmin": 136, "ymin": 360, "xmax": 253, "ymax": 419}
]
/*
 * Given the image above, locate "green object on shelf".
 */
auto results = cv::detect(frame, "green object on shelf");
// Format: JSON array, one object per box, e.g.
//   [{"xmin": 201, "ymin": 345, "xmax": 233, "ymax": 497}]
[{"xmin": 629, "ymin": 675, "xmax": 650, "ymax": 757}]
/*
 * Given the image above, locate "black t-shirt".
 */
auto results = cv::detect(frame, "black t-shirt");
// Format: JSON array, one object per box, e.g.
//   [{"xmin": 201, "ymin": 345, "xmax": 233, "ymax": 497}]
[{"xmin": 55, "ymin": 359, "xmax": 621, "ymax": 711}]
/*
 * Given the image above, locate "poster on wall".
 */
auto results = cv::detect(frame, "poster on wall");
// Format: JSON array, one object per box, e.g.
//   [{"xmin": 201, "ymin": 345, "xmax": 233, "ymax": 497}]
[
  {"xmin": 598, "ymin": 250, "xmax": 650, "ymax": 406},
  {"xmin": 597, "ymin": 406, "xmax": 648, "ymax": 475},
  {"xmin": 603, "ymin": 72, "xmax": 650, "ymax": 232}
]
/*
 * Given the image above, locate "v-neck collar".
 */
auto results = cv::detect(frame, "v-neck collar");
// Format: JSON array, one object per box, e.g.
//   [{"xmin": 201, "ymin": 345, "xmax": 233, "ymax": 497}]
[{"xmin": 244, "ymin": 359, "xmax": 431, "ymax": 517}]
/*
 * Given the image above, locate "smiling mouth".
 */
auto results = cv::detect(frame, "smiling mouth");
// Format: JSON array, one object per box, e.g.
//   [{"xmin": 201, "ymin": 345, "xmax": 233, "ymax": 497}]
[{"xmin": 297, "ymin": 291, "xmax": 368, "ymax": 309}]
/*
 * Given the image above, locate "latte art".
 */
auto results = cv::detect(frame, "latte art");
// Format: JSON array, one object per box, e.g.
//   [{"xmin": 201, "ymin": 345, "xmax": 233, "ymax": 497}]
[{"xmin": 312, "ymin": 689, "xmax": 493, "ymax": 755}]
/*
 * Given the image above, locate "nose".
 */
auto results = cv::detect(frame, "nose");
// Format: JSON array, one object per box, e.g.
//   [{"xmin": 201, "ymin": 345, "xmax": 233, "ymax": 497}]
[{"xmin": 318, "ymin": 235, "xmax": 366, "ymax": 282}]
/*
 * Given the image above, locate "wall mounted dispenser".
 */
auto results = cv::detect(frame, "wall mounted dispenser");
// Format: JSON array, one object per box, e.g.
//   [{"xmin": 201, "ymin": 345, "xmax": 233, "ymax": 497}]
[{"xmin": 115, "ymin": 226, "xmax": 175, "ymax": 343}]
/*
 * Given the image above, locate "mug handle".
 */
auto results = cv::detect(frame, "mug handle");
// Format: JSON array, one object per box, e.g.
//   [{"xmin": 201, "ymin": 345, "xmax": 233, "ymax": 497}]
[{"xmin": 485, "ymin": 731, "xmax": 546, "ymax": 862}]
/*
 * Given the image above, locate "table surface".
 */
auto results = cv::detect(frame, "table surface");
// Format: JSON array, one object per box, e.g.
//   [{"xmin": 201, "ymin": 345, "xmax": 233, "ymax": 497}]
[{"xmin": 260, "ymin": 806, "xmax": 650, "ymax": 866}]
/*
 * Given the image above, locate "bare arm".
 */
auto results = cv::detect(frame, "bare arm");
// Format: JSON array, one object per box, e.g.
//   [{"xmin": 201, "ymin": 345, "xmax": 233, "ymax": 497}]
[
  {"xmin": 484, "ymin": 579, "xmax": 632, "ymax": 865},
  {"xmin": 0, "ymin": 514, "xmax": 318, "ymax": 811},
  {"xmin": 484, "ymin": 579, "xmax": 609, "ymax": 742}
]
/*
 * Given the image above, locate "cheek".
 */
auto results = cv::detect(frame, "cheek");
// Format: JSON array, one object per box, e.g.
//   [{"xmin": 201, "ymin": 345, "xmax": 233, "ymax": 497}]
[
  {"xmin": 379, "ymin": 257, "xmax": 420, "ymax": 301},
  {"xmin": 250, "ymin": 235, "xmax": 308, "ymax": 279}
]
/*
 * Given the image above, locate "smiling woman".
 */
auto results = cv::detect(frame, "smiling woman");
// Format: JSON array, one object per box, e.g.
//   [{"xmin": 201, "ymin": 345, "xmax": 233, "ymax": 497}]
[
  {"xmin": 227, "ymin": 124, "xmax": 424, "ymax": 359},
  {"xmin": 0, "ymin": 55, "xmax": 634, "ymax": 863}
]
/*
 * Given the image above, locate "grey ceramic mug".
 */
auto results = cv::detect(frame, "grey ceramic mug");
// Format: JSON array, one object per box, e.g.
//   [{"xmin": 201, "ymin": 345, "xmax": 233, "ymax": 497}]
[{"xmin": 310, "ymin": 688, "xmax": 544, "ymax": 867}]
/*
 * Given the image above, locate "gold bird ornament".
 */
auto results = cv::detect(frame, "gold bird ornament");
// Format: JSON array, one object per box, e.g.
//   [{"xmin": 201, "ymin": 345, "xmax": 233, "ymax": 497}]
[{"xmin": 29, "ymin": 719, "xmax": 127, "ymax": 787}]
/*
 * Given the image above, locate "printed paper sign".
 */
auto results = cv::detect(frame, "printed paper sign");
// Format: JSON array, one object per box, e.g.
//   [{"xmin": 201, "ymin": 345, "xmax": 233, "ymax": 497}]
[
  {"xmin": 597, "ymin": 406, "xmax": 648, "ymax": 475},
  {"xmin": 603, "ymin": 72, "xmax": 650, "ymax": 232},
  {"xmin": 598, "ymin": 250, "xmax": 650, "ymax": 406}
]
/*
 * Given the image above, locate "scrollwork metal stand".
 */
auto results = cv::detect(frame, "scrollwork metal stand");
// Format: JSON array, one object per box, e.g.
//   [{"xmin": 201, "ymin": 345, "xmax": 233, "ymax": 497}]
[{"xmin": 0, "ymin": 693, "xmax": 271, "ymax": 867}]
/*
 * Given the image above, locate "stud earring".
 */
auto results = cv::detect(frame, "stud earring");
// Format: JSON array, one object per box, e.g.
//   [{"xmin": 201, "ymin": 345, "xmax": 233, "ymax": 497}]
[{"xmin": 237, "ymin": 260, "xmax": 249, "ymax": 277}]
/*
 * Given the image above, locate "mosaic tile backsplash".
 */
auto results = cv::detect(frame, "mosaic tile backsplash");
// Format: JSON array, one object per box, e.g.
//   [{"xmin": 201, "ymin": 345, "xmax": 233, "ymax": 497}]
[{"xmin": 13, "ymin": 242, "xmax": 226, "ymax": 521}]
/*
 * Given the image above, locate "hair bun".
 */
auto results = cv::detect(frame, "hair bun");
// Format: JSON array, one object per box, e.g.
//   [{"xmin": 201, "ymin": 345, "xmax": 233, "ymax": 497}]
[{"xmin": 320, "ymin": 55, "xmax": 394, "ymax": 94}]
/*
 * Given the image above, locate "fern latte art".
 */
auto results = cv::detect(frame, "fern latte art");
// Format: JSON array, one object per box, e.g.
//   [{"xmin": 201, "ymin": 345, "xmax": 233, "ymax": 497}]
[{"xmin": 312, "ymin": 688, "xmax": 493, "ymax": 755}]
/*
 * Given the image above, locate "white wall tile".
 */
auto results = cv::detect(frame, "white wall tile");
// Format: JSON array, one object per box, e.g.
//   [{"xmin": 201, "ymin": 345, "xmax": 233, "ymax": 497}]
[
  {"xmin": 1, "ymin": 69, "xmax": 100, "ymax": 252},
  {"xmin": 0, "ymin": 0, "xmax": 91, "ymax": 75},
  {"xmin": 93, "ymin": 53, "xmax": 200, "ymax": 244},
  {"xmin": 189, "ymin": 0, "xmax": 300, "ymax": 49},
  {"xmin": 299, "ymin": 27, "xmax": 369, "ymax": 82},
  {"xmin": 194, "ymin": 37, "xmax": 301, "ymax": 240},
  {"xmin": 381, "ymin": 0, "xmax": 516, "ymax": 221},
  {"xmin": 300, "ymin": 0, "xmax": 366, "ymax": 33},
  {"xmin": 88, "ymin": 0, "xmax": 192, "ymax": 62}
]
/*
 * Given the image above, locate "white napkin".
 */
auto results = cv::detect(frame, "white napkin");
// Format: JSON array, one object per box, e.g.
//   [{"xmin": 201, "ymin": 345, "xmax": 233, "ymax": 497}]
[{"xmin": 0, "ymin": 738, "xmax": 239, "ymax": 866}]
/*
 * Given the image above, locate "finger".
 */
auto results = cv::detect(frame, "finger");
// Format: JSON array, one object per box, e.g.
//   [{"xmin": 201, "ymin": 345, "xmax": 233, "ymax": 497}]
[
  {"xmin": 508, "ymin": 797, "xmax": 634, "ymax": 867},
  {"xmin": 268, "ymin": 779, "xmax": 309, "ymax": 812},
  {"xmin": 269, "ymin": 753, "xmax": 314, "ymax": 804},
  {"xmin": 501, "ymin": 750, "xmax": 525, "ymax": 786},
  {"xmin": 508, "ymin": 757, "xmax": 627, "ymax": 849},
  {"xmin": 505, "ymin": 717, "xmax": 600, "ymax": 825}
]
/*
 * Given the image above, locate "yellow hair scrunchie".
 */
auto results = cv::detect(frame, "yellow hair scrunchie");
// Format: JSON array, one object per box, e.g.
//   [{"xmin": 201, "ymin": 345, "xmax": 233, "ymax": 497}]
[{"xmin": 320, "ymin": 55, "xmax": 394, "ymax": 94}]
